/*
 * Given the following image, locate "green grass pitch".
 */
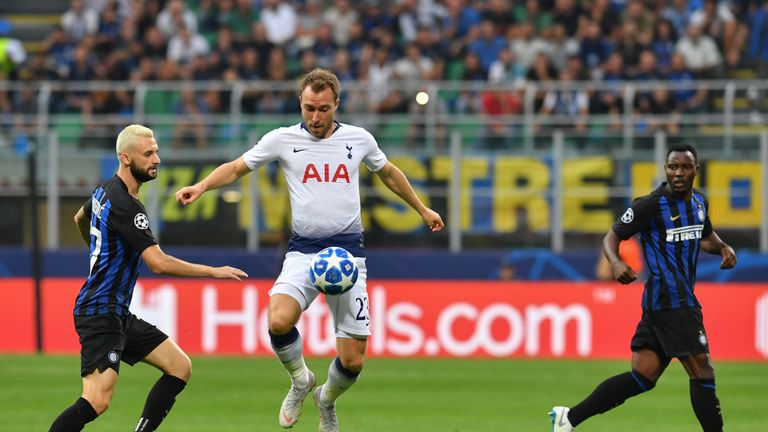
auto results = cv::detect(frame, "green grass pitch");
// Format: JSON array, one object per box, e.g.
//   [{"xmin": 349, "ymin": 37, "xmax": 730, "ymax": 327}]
[{"xmin": 1, "ymin": 355, "xmax": 766, "ymax": 431}]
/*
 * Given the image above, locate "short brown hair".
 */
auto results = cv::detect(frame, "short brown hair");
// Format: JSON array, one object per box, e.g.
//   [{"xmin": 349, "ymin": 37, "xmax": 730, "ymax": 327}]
[{"xmin": 299, "ymin": 68, "xmax": 341, "ymax": 101}]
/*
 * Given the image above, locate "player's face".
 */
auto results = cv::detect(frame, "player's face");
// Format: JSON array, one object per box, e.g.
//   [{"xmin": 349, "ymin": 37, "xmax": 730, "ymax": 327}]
[
  {"xmin": 665, "ymin": 151, "xmax": 697, "ymax": 197},
  {"xmin": 300, "ymin": 86, "xmax": 339, "ymax": 139},
  {"xmin": 128, "ymin": 137, "xmax": 161, "ymax": 183}
]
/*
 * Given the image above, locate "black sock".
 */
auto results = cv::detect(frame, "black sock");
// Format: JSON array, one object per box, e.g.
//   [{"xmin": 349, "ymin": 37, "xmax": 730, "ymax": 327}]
[
  {"xmin": 269, "ymin": 327, "xmax": 299, "ymax": 348},
  {"xmin": 690, "ymin": 379, "xmax": 723, "ymax": 432},
  {"xmin": 49, "ymin": 397, "xmax": 98, "ymax": 432},
  {"xmin": 568, "ymin": 370, "xmax": 654, "ymax": 427},
  {"xmin": 134, "ymin": 375, "xmax": 187, "ymax": 432}
]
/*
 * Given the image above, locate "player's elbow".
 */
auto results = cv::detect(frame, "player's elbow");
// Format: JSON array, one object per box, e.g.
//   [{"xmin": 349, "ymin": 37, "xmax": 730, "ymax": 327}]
[{"xmin": 145, "ymin": 256, "xmax": 171, "ymax": 275}]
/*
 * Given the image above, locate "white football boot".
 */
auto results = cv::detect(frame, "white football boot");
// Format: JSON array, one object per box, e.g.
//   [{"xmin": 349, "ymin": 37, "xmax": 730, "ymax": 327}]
[
  {"xmin": 549, "ymin": 406, "xmax": 574, "ymax": 432},
  {"xmin": 313, "ymin": 385, "xmax": 339, "ymax": 432},
  {"xmin": 279, "ymin": 370, "xmax": 316, "ymax": 428}
]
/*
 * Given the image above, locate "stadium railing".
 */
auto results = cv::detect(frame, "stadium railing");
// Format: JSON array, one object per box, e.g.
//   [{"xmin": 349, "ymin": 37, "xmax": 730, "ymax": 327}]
[{"xmin": 0, "ymin": 79, "xmax": 766, "ymax": 253}]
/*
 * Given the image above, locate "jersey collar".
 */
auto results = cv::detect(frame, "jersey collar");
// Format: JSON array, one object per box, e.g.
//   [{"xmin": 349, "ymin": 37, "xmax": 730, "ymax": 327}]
[{"xmin": 300, "ymin": 121, "xmax": 342, "ymax": 137}]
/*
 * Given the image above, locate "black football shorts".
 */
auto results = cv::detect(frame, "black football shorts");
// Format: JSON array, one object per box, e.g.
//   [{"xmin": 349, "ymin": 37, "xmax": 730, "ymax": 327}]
[
  {"xmin": 630, "ymin": 307, "xmax": 710, "ymax": 358},
  {"xmin": 74, "ymin": 313, "xmax": 169, "ymax": 376}
]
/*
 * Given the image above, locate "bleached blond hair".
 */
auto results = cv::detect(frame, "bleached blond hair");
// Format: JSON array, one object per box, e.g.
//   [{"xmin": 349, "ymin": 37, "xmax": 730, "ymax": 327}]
[{"xmin": 116, "ymin": 124, "xmax": 154, "ymax": 155}]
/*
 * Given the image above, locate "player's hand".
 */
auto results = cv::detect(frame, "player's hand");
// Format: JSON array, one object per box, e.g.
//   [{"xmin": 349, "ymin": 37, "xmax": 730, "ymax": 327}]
[
  {"xmin": 720, "ymin": 244, "xmax": 736, "ymax": 269},
  {"xmin": 611, "ymin": 261, "xmax": 637, "ymax": 285},
  {"xmin": 175, "ymin": 185, "xmax": 203, "ymax": 206},
  {"xmin": 211, "ymin": 266, "xmax": 248, "ymax": 281},
  {"xmin": 422, "ymin": 208, "xmax": 444, "ymax": 232}
]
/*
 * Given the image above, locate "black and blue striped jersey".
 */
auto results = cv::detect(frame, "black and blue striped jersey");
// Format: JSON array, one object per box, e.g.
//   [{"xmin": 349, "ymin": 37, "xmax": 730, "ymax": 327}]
[
  {"xmin": 74, "ymin": 175, "xmax": 157, "ymax": 316},
  {"xmin": 612, "ymin": 183, "xmax": 713, "ymax": 311}
]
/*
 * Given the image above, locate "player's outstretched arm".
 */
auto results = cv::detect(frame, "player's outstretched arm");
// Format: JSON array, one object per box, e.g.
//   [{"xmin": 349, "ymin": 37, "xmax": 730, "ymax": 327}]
[
  {"xmin": 74, "ymin": 206, "xmax": 90, "ymax": 246},
  {"xmin": 141, "ymin": 245, "xmax": 248, "ymax": 281},
  {"xmin": 701, "ymin": 232, "xmax": 737, "ymax": 269},
  {"xmin": 375, "ymin": 161, "xmax": 444, "ymax": 232},
  {"xmin": 175, "ymin": 157, "xmax": 251, "ymax": 206},
  {"xmin": 602, "ymin": 229, "xmax": 637, "ymax": 284}
]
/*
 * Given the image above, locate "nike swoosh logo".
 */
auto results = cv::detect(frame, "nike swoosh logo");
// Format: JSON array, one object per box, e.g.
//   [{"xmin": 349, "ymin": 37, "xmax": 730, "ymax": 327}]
[
  {"xmin": 293, "ymin": 148, "xmax": 309, "ymax": 153},
  {"xmin": 670, "ymin": 214, "xmax": 681, "ymax": 221},
  {"xmin": 558, "ymin": 415, "xmax": 567, "ymax": 426}
]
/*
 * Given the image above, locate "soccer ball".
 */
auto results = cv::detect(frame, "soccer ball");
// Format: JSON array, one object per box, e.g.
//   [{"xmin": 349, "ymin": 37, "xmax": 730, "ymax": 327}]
[{"xmin": 309, "ymin": 247, "xmax": 359, "ymax": 295}]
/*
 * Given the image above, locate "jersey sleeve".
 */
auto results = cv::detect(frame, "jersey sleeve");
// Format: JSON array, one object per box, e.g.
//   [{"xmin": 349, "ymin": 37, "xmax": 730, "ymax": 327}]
[
  {"xmin": 108, "ymin": 197, "xmax": 158, "ymax": 254},
  {"xmin": 612, "ymin": 194, "xmax": 656, "ymax": 240},
  {"xmin": 82, "ymin": 196, "xmax": 93, "ymax": 219},
  {"xmin": 701, "ymin": 195, "xmax": 713, "ymax": 237},
  {"xmin": 242, "ymin": 129, "xmax": 282, "ymax": 171},
  {"xmin": 361, "ymin": 128, "xmax": 388, "ymax": 172}
]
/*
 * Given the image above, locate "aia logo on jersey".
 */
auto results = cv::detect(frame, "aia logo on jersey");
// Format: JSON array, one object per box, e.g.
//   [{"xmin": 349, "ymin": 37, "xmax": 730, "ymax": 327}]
[{"xmin": 302, "ymin": 163, "xmax": 350, "ymax": 183}]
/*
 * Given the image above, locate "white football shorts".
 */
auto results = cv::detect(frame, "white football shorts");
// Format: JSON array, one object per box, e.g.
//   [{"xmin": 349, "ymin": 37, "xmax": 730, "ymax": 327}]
[{"xmin": 269, "ymin": 251, "xmax": 371, "ymax": 338}]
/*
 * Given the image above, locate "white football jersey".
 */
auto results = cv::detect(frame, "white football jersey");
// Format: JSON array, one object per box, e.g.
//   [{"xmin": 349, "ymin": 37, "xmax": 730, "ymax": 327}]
[{"xmin": 242, "ymin": 122, "xmax": 388, "ymax": 239}]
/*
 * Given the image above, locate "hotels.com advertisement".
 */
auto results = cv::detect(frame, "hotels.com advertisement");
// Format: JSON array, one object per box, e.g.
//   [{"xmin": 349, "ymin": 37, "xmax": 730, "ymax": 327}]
[{"xmin": 1, "ymin": 279, "xmax": 766, "ymax": 360}]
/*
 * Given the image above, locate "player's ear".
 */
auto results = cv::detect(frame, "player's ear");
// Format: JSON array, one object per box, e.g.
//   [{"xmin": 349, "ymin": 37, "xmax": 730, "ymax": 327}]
[{"xmin": 118, "ymin": 151, "xmax": 131, "ymax": 166}]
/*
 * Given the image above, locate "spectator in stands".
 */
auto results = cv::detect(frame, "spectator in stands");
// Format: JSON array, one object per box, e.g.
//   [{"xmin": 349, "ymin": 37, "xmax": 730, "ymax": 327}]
[
  {"xmin": 668, "ymin": 52, "xmax": 708, "ymax": 113},
  {"xmin": 514, "ymin": 0, "xmax": 554, "ymax": 38},
  {"xmin": 323, "ymin": 0, "xmax": 359, "ymax": 47},
  {"xmin": 393, "ymin": 43, "xmax": 435, "ymax": 96},
  {"xmin": 510, "ymin": 21, "xmax": 551, "ymax": 71},
  {"xmin": 747, "ymin": 1, "xmax": 768, "ymax": 75},
  {"xmin": 482, "ymin": 0, "xmax": 516, "ymax": 31},
  {"xmin": 591, "ymin": 52, "xmax": 624, "ymax": 130},
  {"xmin": 93, "ymin": 3, "xmax": 121, "ymax": 55},
  {"xmin": 537, "ymin": 69, "xmax": 589, "ymax": 133},
  {"xmin": 675, "ymin": 21, "xmax": 723, "ymax": 78},
  {"xmin": 635, "ymin": 86, "xmax": 681, "ymax": 136},
  {"xmin": 311, "ymin": 23, "xmax": 338, "ymax": 70},
  {"xmin": 167, "ymin": 25, "xmax": 210, "ymax": 65},
  {"xmin": 79, "ymin": 89, "xmax": 125, "ymax": 149},
  {"xmin": 547, "ymin": 23, "xmax": 579, "ymax": 71},
  {"xmin": 367, "ymin": 46, "xmax": 405, "ymax": 114},
  {"xmin": 294, "ymin": 0, "xmax": 323, "ymax": 52},
  {"xmin": 652, "ymin": 19, "xmax": 677, "ymax": 75},
  {"xmin": 0, "ymin": 20, "xmax": 27, "ymax": 80},
  {"xmin": 481, "ymin": 81, "xmax": 522, "ymax": 150},
  {"xmin": 579, "ymin": 19, "xmax": 612, "ymax": 77},
  {"xmin": 172, "ymin": 86, "xmax": 208, "ymax": 149},
  {"xmin": 261, "ymin": 0, "xmax": 298, "ymax": 46},
  {"xmin": 588, "ymin": 0, "xmax": 620, "ymax": 37},
  {"xmin": 156, "ymin": 0, "xmax": 197, "ymax": 39},
  {"xmin": 488, "ymin": 47, "xmax": 525, "ymax": 85},
  {"xmin": 468, "ymin": 19, "xmax": 507, "ymax": 72},
  {"xmin": 613, "ymin": 21, "xmax": 645, "ymax": 78},
  {"xmin": 690, "ymin": 0, "xmax": 740, "ymax": 66},
  {"xmin": 662, "ymin": 0, "xmax": 694, "ymax": 40},
  {"xmin": 62, "ymin": 0, "xmax": 100, "ymax": 42},
  {"xmin": 622, "ymin": 0, "xmax": 654, "ymax": 45},
  {"xmin": 248, "ymin": 21, "xmax": 276, "ymax": 78},
  {"xmin": 552, "ymin": 0, "xmax": 584, "ymax": 37},
  {"xmin": 142, "ymin": 26, "xmax": 167, "ymax": 61},
  {"xmin": 257, "ymin": 48, "xmax": 293, "ymax": 114},
  {"xmin": 441, "ymin": 0, "xmax": 482, "ymax": 60}
]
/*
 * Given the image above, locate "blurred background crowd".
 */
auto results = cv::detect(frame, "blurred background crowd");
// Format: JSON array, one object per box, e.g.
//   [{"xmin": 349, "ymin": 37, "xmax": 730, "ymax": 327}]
[{"xmin": 2, "ymin": 0, "xmax": 766, "ymax": 123}]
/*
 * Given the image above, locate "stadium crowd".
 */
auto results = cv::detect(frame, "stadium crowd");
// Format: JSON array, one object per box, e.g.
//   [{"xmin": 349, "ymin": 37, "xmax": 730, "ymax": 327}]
[{"xmin": 2, "ymin": 0, "xmax": 767, "ymax": 148}]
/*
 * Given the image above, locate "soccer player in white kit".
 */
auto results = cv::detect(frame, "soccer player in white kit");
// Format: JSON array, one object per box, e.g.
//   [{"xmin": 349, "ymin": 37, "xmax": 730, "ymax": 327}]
[{"xmin": 175, "ymin": 69, "xmax": 444, "ymax": 431}]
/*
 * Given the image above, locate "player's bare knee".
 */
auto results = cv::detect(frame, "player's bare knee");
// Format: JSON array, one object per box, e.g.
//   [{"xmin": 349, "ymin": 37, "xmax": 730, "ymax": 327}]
[
  {"xmin": 339, "ymin": 355, "xmax": 364, "ymax": 373},
  {"xmin": 168, "ymin": 351, "xmax": 193, "ymax": 382},
  {"xmin": 84, "ymin": 393, "xmax": 111, "ymax": 415},
  {"xmin": 268, "ymin": 315, "xmax": 294, "ymax": 335}
]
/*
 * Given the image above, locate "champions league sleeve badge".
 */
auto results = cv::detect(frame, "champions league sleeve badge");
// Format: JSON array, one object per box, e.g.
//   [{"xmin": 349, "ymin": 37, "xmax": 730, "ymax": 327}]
[{"xmin": 621, "ymin": 207, "xmax": 634, "ymax": 223}]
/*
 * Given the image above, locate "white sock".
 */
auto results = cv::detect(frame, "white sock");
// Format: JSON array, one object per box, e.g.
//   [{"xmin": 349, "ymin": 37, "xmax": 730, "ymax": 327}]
[{"xmin": 320, "ymin": 357, "xmax": 360, "ymax": 405}]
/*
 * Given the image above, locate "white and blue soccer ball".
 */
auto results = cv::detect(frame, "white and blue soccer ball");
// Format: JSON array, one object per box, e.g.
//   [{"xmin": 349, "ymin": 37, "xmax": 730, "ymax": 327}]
[{"xmin": 309, "ymin": 247, "xmax": 358, "ymax": 295}]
